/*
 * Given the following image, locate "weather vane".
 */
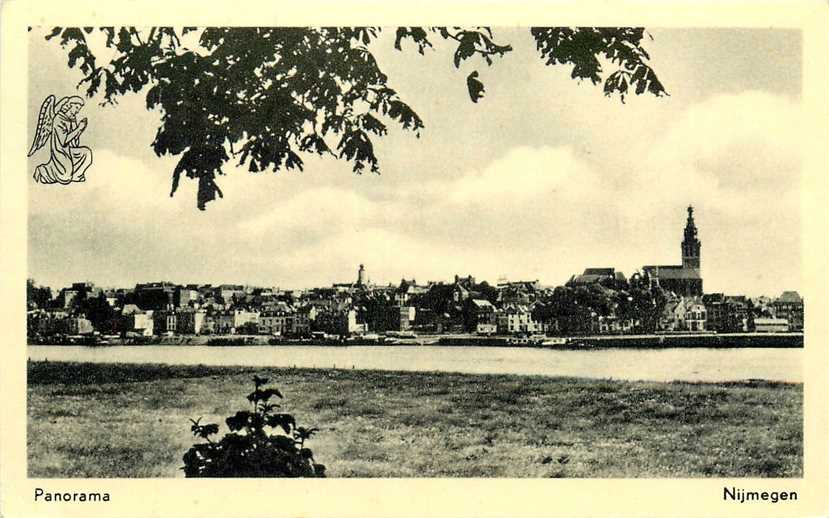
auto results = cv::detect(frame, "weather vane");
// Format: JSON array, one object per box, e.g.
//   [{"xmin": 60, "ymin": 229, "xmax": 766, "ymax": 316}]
[{"xmin": 28, "ymin": 95, "xmax": 93, "ymax": 184}]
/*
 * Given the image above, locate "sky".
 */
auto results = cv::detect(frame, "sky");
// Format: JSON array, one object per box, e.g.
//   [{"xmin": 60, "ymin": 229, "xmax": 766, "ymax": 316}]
[{"xmin": 27, "ymin": 28, "xmax": 803, "ymax": 296}]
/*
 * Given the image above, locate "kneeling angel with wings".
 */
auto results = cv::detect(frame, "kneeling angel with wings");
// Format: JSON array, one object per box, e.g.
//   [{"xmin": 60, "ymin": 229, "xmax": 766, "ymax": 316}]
[{"xmin": 28, "ymin": 95, "xmax": 93, "ymax": 185}]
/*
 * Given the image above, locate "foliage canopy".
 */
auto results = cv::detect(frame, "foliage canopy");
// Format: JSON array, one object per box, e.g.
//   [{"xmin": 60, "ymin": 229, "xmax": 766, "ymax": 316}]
[{"xmin": 41, "ymin": 27, "xmax": 667, "ymax": 209}]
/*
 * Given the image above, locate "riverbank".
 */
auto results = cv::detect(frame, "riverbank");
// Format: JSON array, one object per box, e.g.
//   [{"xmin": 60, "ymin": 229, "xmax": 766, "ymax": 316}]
[
  {"xmin": 30, "ymin": 331, "xmax": 804, "ymax": 348},
  {"xmin": 439, "ymin": 332, "xmax": 804, "ymax": 348},
  {"xmin": 28, "ymin": 361, "xmax": 802, "ymax": 478}
]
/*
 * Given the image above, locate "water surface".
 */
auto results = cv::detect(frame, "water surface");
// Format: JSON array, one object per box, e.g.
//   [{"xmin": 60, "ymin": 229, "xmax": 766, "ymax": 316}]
[{"xmin": 27, "ymin": 345, "xmax": 802, "ymax": 383}]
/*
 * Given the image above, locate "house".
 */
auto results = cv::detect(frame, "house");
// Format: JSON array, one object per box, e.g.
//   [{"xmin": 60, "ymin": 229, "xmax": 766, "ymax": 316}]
[
  {"xmin": 394, "ymin": 279, "xmax": 428, "ymax": 306},
  {"xmin": 313, "ymin": 308, "xmax": 366, "ymax": 336},
  {"xmin": 683, "ymin": 298, "xmax": 707, "ymax": 332},
  {"xmin": 176, "ymin": 287, "xmax": 201, "ymax": 308},
  {"xmin": 496, "ymin": 305, "xmax": 542, "ymax": 335},
  {"xmin": 659, "ymin": 297, "xmax": 706, "ymax": 332},
  {"xmin": 153, "ymin": 309, "xmax": 177, "ymax": 335},
  {"xmin": 658, "ymin": 300, "xmax": 682, "ymax": 332},
  {"xmin": 177, "ymin": 309, "xmax": 206, "ymax": 334},
  {"xmin": 259, "ymin": 304, "xmax": 293, "ymax": 336},
  {"xmin": 595, "ymin": 315, "xmax": 635, "ymax": 334},
  {"xmin": 388, "ymin": 305, "xmax": 416, "ymax": 332},
  {"xmin": 772, "ymin": 291, "xmax": 804, "ymax": 331},
  {"xmin": 67, "ymin": 315, "xmax": 94, "ymax": 335},
  {"xmin": 469, "ymin": 299, "xmax": 497, "ymax": 334},
  {"xmin": 201, "ymin": 313, "xmax": 216, "ymax": 335},
  {"xmin": 702, "ymin": 294, "xmax": 725, "ymax": 331},
  {"xmin": 133, "ymin": 282, "xmax": 176, "ymax": 310},
  {"xmin": 132, "ymin": 312, "xmax": 154, "ymax": 336},
  {"xmin": 541, "ymin": 318, "xmax": 560, "ymax": 336},
  {"xmin": 216, "ymin": 309, "xmax": 260, "ymax": 334},
  {"xmin": 434, "ymin": 312, "xmax": 464, "ymax": 334},
  {"xmin": 124, "ymin": 310, "xmax": 154, "ymax": 337},
  {"xmin": 29, "ymin": 309, "xmax": 69, "ymax": 336},
  {"xmin": 723, "ymin": 296, "xmax": 751, "ymax": 332},
  {"xmin": 703, "ymin": 294, "xmax": 750, "ymax": 333},
  {"xmin": 291, "ymin": 307, "xmax": 312, "ymax": 337},
  {"xmin": 121, "ymin": 304, "xmax": 155, "ymax": 336},
  {"xmin": 754, "ymin": 317, "xmax": 789, "ymax": 333}
]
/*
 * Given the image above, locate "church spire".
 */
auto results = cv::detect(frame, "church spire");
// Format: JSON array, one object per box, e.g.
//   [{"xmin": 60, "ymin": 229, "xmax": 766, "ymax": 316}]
[{"xmin": 682, "ymin": 205, "xmax": 701, "ymax": 269}]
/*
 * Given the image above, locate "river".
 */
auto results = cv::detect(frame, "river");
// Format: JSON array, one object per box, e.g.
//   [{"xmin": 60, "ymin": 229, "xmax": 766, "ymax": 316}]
[{"xmin": 27, "ymin": 345, "xmax": 802, "ymax": 383}]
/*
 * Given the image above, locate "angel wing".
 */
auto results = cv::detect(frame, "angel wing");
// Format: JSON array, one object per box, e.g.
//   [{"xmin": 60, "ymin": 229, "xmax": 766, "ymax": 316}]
[{"xmin": 27, "ymin": 95, "xmax": 56, "ymax": 157}]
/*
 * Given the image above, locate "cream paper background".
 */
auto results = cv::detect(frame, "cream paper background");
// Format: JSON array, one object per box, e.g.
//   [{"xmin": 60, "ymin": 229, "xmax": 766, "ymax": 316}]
[{"xmin": 1, "ymin": 1, "xmax": 827, "ymax": 517}]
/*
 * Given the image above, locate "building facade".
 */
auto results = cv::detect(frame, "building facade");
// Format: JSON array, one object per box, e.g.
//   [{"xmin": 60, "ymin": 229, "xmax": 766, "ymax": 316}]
[
  {"xmin": 754, "ymin": 317, "xmax": 789, "ymax": 333},
  {"xmin": 659, "ymin": 297, "xmax": 707, "ymax": 332},
  {"xmin": 177, "ymin": 309, "xmax": 206, "ymax": 334},
  {"xmin": 773, "ymin": 291, "xmax": 804, "ymax": 331},
  {"xmin": 470, "ymin": 299, "xmax": 497, "ymax": 334},
  {"xmin": 124, "ymin": 309, "xmax": 154, "ymax": 336},
  {"xmin": 496, "ymin": 305, "xmax": 542, "ymax": 335}
]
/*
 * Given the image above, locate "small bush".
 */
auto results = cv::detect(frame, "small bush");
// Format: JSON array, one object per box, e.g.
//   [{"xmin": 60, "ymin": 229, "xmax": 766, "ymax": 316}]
[{"xmin": 182, "ymin": 375, "xmax": 325, "ymax": 477}]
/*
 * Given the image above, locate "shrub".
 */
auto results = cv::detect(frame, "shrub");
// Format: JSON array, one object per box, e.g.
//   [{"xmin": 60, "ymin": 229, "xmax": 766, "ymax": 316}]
[{"xmin": 182, "ymin": 375, "xmax": 325, "ymax": 477}]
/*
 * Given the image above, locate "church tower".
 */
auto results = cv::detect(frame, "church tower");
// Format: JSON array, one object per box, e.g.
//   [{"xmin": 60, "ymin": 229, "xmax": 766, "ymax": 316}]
[{"xmin": 681, "ymin": 205, "xmax": 701, "ymax": 269}]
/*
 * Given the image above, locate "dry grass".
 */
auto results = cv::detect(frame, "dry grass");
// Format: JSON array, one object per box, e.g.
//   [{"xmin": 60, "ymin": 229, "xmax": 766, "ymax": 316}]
[{"xmin": 28, "ymin": 361, "xmax": 802, "ymax": 478}]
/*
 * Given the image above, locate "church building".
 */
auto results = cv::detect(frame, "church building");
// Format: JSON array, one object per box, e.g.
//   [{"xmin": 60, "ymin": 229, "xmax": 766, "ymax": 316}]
[{"xmin": 642, "ymin": 206, "xmax": 703, "ymax": 296}]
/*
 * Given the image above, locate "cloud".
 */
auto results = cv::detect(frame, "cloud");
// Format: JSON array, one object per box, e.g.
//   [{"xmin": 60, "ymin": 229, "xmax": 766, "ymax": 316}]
[
  {"xmin": 641, "ymin": 91, "xmax": 802, "ymax": 205},
  {"xmin": 236, "ymin": 186, "xmax": 379, "ymax": 249},
  {"xmin": 28, "ymin": 149, "xmax": 172, "ymax": 215},
  {"xmin": 384, "ymin": 145, "xmax": 611, "ymax": 248},
  {"xmin": 445, "ymin": 145, "xmax": 598, "ymax": 204}
]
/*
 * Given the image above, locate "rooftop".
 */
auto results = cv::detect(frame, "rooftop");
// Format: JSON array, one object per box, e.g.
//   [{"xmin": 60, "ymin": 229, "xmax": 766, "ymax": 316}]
[
  {"xmin": 777, "ymin": 291, "xmax": 802, "ymax": 303},
  {"xmin": 642, "ymin": 265, "xmax": 701, "ymax": 280}
]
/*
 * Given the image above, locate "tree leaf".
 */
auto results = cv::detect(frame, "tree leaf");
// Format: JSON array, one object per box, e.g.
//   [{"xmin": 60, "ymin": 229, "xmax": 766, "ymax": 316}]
[
  {"xmin": 266, "ymin": 413, "xmax": 296, "ymax": 434},
  {"xmin": 225, "ymin": 410, "xmax": 255, "ymax": 432},
  {"xmin": 247, "ymin": 387, "xmax": 284, "ymax": 403},
  {"xmin": 466, "ymin": 70, "xmax": 485, "ymax": 103}
]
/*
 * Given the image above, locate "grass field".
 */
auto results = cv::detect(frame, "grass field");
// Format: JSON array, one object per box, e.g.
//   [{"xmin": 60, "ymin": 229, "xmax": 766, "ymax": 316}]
[{"xmin": 27, "ymin": 361, "xmax": 802, "ymax": 478}]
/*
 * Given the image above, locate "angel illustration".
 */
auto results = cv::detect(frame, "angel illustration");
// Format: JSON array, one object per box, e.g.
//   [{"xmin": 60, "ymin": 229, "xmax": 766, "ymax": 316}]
[{"xmin": 28, "ymin": 95, "xmax": 93, "ymax": 184}]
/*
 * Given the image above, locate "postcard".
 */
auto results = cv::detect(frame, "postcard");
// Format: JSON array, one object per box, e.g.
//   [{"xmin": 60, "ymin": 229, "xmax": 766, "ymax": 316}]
[{"xmin": 1, "ymin": 1, "xmax": 827, "ymax": 517}]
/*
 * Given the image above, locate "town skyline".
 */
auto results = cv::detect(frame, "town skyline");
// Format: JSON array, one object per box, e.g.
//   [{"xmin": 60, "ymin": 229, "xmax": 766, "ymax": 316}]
[
  {"xmin": 28, "ymin": 253, "xmax": 805, "ymax": 342},
  {"xmin": 30, "ymin": 274, "xmax": 801, "ymax": 301}
]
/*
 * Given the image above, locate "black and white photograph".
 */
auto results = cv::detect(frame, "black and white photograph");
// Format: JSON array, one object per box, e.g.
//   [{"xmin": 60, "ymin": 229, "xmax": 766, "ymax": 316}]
[{"xmin": 2, "ymin": 3, "xmax": 828, "ymax": 516}]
